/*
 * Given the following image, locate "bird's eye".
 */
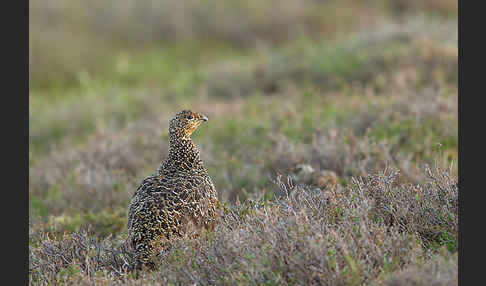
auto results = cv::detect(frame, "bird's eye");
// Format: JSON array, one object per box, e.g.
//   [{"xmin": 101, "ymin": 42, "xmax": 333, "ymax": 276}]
[{"xmin": 187, "ymin": 115, "xmax": 193, "ymax": 120}]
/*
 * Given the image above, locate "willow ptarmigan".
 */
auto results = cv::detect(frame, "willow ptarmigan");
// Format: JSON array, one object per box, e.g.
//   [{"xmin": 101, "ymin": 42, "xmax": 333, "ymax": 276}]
[{"xmin": 127, "ymin": 110, "xmax": 218, "ymax": 270}]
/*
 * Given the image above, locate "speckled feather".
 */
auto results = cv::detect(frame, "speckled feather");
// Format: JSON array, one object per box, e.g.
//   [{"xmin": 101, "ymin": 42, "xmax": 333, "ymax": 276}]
[{"xmin": 127, "ymin": 110, "xmax": 218, "ymax": 269}]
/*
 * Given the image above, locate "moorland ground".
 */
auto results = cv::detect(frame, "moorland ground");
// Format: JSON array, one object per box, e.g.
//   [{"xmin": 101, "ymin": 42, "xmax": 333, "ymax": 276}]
[{"xmin": 29, "ymin": 1, "xmax": 458, "ymax": 284}]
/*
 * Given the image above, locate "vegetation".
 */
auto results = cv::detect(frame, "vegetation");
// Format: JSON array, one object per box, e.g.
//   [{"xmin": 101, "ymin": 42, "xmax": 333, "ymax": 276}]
[{"xmin": 29, "ymin": 0, "xmax": 457, "ymax": 284}]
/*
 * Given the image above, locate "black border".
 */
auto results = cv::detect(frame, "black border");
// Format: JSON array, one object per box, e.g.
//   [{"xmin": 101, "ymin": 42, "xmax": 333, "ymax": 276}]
[
  {"xmin": 457, "ymin": 0, "xmax": 462, "ymax": 282},
  {"xmin": 8, "ymin": 0, "xmax": 28, "ymax": 283}
]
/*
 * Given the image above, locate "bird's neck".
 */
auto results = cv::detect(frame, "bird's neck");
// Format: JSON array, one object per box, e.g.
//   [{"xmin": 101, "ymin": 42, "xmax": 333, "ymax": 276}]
[{"xmin": 159, "ymin": 134, "xmax": 204, "ymax": 175}]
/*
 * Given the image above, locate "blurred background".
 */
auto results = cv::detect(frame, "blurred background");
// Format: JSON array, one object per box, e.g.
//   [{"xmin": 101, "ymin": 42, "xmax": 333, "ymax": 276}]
[{"xmin": 29, "ymin": 0, "xmax": 457, "ymax": 235}]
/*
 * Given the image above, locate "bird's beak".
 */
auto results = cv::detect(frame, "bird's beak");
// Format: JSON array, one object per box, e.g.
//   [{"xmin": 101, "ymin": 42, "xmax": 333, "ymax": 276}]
[{"xmin": 199, "ymin": 115, "xmax": 208, "ymax": 122}]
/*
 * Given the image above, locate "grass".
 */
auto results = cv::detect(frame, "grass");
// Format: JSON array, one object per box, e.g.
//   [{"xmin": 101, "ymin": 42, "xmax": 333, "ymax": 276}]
[
  {"xmin": 30, "ymin": 163, "xmax": 457, "ymax": 285},
  {"xmin": 29, "ymin": 2, "xmax": 457, "ymax": 284},
  {"xmin": 30, "ymin": 0, "xmax": 391, "ymax": 89}
]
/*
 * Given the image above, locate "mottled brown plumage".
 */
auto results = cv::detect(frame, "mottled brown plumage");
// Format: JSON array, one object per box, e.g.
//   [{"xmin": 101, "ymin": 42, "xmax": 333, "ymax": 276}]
[{"xmin": 127, "ymin": 110, "xmax": 218, "ymax": 270}]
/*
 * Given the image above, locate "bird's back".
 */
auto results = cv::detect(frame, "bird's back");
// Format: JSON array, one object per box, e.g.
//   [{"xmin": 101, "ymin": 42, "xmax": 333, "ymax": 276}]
[{"xmin": 127, "ymin": 169, "xmax": 218, "ymax": 237}]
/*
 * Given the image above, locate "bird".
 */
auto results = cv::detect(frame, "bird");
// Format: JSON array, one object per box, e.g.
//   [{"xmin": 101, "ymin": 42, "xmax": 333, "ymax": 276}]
[{"xmin": 127, "ymin": 110, "xmax": 219, "ymax": 270}]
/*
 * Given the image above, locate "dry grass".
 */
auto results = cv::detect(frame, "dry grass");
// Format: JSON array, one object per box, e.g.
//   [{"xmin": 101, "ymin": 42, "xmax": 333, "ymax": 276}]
[
  {"xmin": 29, "ymin": 162, "xmax": 457, "ymax": 285},
  {"xmin": 381, "ymin": 250, "xmax": 458, "ymax": 286}
]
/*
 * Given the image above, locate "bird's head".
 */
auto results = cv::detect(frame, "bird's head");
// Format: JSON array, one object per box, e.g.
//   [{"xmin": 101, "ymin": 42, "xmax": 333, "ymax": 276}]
[{"xmin": 169, "ymin": 110, "xmax": 208, "ymax": 139}]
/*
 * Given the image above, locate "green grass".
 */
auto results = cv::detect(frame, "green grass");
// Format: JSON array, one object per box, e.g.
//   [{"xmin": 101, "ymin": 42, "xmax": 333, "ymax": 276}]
[{"xmin": 29, "ymin": 15, "xmax": 457, "ymax": 159}]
